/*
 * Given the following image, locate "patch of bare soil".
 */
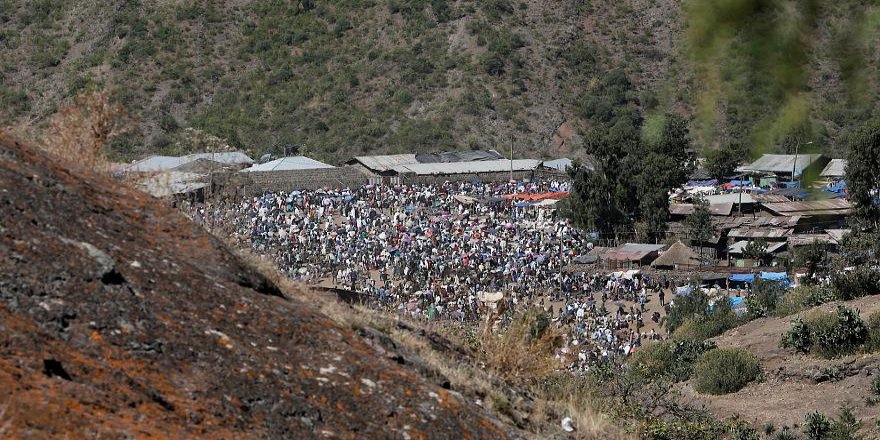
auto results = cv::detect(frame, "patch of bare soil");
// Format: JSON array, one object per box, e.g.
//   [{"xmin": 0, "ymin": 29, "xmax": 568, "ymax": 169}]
[{"xmin": 682, "ymin": 296, "xmax": 880, "ymax": 435}]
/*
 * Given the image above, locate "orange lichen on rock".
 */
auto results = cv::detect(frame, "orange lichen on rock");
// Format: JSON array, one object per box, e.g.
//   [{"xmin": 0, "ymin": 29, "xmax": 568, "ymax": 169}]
[{"xmin": 0, "ymin": 133, "xmax": 515, "ymax": 439}]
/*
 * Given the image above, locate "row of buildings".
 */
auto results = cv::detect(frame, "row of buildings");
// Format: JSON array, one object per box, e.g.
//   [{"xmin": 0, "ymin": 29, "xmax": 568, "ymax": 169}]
[{"xmin": 122, "ymin": 150, "xmax": 573, "ymax": 198}]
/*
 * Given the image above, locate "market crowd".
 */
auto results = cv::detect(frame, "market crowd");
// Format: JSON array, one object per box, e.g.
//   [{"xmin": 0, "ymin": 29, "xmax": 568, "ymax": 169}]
[{"xmin": 190, "ymin": 179, "xmax": 672, "ymax": 369}]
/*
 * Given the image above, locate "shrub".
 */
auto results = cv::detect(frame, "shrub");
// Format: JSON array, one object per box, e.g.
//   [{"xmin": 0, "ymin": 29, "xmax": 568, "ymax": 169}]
[
  {"xmin": 812, "ymin": 306, "xmax": 868, "ymax": 359},
  {"xmin": 693, "ymin": 348, "xmax": 761, "ymax": 395},
  {"xmin": 665, "ymin": 291, "xmax": 710, "ymax": 335},
  {"xmin": 782, "ymin": 306, "xmax": 869, "ymax": 359},
  {"xmin": 746, "ymin": 278, "xmax": 787, "ymax": 319},
  {"xmin": 673, "ymin": 301, "xmax": 739, "ymax": 341},
  {"xmin": 831, "ymin": 266, "xmax": 880, "ymax": 300},
  {"xmin": 628, "ymin": 339, "xmax": 716, "ymax": 383},
  {"xmin": 803, "ymin": 411, "xmax": 832, "ymax": 440},
  {"xmin": 781, "ymin": 317, "xmax": 812, "ymax": 354},
  {"xmin": 865, "ymin": 312, "xmax": 880, "ymax": 353}
]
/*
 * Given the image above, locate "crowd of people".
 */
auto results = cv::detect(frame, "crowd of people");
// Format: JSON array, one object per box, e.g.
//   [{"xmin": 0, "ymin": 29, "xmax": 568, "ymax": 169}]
[{"xmin": 189, "ymin": 178, "xmax": 674, "ymax": 368}]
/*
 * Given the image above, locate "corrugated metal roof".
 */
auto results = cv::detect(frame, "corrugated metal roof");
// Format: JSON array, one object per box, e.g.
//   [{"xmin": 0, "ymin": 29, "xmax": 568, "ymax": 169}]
[
  {"xmin": 820, "ymin": 159, "xmax": 847, "ymax": 177},
  {"xmin": 185, "ymin": 152, "xmax": 253, "ymax": 165},
  {"xmin": 125, "ymin": 151, "xmax": 253, "ymax": 172},
  {"xmin": 350, "ymin": 154, "xmax": 419, "ymax": 172},
  {"xmin": 713, "ymin": 215, "xmax": 803, "ymax": 231},
  {"xmin": 542, "ymin": 158, "xmax": 572, "ymax": 171},
  {"xmin": 125, "ymin": 156, "xmax": 189, "ymax": 172},
  {"xmin": 605, "ymin": 243, "xmax": 666, "ymax": 261},
  {"xmin": 762, "ymin": 199, "xmax": 851, "ymax": 215},
  {"xmin": 753, "ymin": 194, "xmax": 792, "ymax": 203},
  {"xmin": 392, "ymin": 159, "xmax": 541, "ymax": 175},
  {"xmin": 788, "ymin": 234, "xmax": 833, "ymax": 247},
  {"xmin": 703, "ymin": 193, "xmax": 756, "ymax": 205},
  {"xmin": 737, "ymin": 154, "xmax": 824, "ymax": 175},
  {"xmin": 826, "ymin": 229, "xmax": 851, "ymax": 243},
  {"xmin": 242, "ymin": 156, "xmax": 334, "ymax": 172},
  {"xmin": 728, "ymin": 228, "xmax": 793, "ymax": 239},
  {"xmin": 669, "ymin": 204, "xmax": 695, "ymax": 216},
  {"xmin": 728, "ymin": 240, "xmax": 786, "ymax": 254}
]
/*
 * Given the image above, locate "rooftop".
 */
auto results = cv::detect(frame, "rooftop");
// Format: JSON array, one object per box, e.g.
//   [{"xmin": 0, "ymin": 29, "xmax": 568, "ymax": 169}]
[
  {"xmin": 737, "ymin": 154, "xmax": 825, "ymax": 176},
  {"xmin": 391, "ymin": 159, "xmax": 541, "ymax": 175},
  {"xmin": 605, "ymin": 243, "xmax": 667, "ymax": 262},
  {"xmin": 820, "ymin": 159, "xmax": 847, "ymax": 178},
  {"xmin": 242, "ymin": 156, "xmax": 335, "ymax": 172}
]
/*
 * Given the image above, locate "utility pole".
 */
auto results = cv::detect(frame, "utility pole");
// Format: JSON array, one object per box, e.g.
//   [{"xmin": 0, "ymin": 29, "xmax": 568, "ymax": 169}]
[
  {"xmin": 791, "ymin": 139, "xmax": 813, "ymax": 187},
  {"xmin": 509, "ymin": 135, "xmax": 513, "ymax": 182}
]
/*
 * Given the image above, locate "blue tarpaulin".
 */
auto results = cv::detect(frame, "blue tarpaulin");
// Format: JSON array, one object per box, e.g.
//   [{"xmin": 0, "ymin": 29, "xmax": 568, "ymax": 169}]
[
  {"xmin": 729, "ymin": 273, "xmax": 755, "ymax": 283},
  {"xmin": 729, "ymin": 297, "xmax": 745, "ymax": 307},
  {"xmin": 760, "ymin": 271, "xmax": 789, "ymax": 282},
  {"xmin": 728, "ymin": 180, "xmax": 750, "ymax": 186},
  {"xmin": 825, "ymin": 180, "xmax": 847, "ymax": 194},
  {"xmin": 780, "ymin": 181, "xmax": 801, "ymax": 189}
]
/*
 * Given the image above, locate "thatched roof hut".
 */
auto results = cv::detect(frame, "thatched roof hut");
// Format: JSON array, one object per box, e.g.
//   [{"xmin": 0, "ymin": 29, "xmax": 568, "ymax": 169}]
[{"xmin": 651, "ymin": 240, "xmax": 701, "ymax": 270}]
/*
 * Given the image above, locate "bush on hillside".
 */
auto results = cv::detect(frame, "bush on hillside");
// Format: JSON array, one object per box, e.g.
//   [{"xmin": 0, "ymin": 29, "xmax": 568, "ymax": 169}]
[
  {"xmin": 831, "ymin": 266, "xmax": 880, "ymax": 301},
  {"xmin": 782, "ymin": 306, "xmax": 869, "ymax": 359},
  {"xmin": 775, "ymin": 285, "xmax": 838, "ymax": 317},
  {"xmin": 673, "ymin": 301, "xmax": 740, "ymax": 341},
  {"xmin": 693, "ymin": 348, "xmax": 761, "ymax": 395},
  {"xmin": 746, "ymin": 278, "xmax": 787, "ymax": 319},
  {"xmin": 780, "ymin": 317, "xmax": 812, "ymax": 354},
  {"xmin": 665, "ymin": 291, "xmax": 710, "ymax": 335},
  {"xmin": 867, "ymin": 312, "xmax": 880, "ymax": 353},
  {"xmin": 812, "ymin": 306, "xmax": 868, "ymax": 359},
  {"xmin": 803, "ymin": 411, "xmax": 831, "ymax": 440},
  {"xmin": 628, "ymin": 339, "xmax": 716, "ymax": 383}
]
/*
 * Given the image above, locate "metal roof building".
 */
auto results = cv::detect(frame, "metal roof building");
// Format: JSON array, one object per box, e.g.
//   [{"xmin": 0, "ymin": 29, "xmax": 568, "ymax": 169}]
[
  {"xmin": 605, "ymin": 243, "xmax": 666, "ymax": 263},
  {"xmin": 186, "ymin": 152, "xmax": 254, "ymax": 165},
  {"xmin": 541, "ymin": 158, "xmax": 572, "ymax": 172},
  {"xmin": 737, "ymin": 154, "xmax": 827, "ymax": 177},
  {"xmin": 125, "ymin": 151, "xmax": 254, "ymax": 173},
  {"xmin": 242, "ymin": 156, "xmax": 335, "ymax": 172},
  {"xmin": 762, "ymin": 199, "xmax": 851, "ymax": 217},
  {"xmin": 820, "ymin": 159, "xmax": 847, "ymax": 178},
  {"xmin": 347, "ymin": 154, "xmax": 419, "ymax": 173},
  {"xmin": 391, "ymin": 159, "xmax": 541, "ymax": 175},
  {"xmin": 125, "ymin": 156, "xmax": 189, "ymax": 172},
  {"xmin": 702, "ymin": 193, "xmax": 757, "ymax": 205},
  {"xmin": 728, "ymin": 240, "xmax": 786, "ymax": 255}
]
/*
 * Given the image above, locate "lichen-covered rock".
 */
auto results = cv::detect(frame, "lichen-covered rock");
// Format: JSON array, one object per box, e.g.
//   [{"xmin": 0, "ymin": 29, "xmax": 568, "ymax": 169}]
[{"xmin": 0, "ymin": 134, "xmax": 514, "ymax": 439}]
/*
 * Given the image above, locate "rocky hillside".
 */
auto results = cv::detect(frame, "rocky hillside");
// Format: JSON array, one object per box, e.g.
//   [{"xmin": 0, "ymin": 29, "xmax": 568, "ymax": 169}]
[
  {"xmin": 0, "ymin": 132, "xmax": 516, "ymax": 438},
  {"xmin": 0, "ymin": 0, "xmax": 877, "ymax": 162}
]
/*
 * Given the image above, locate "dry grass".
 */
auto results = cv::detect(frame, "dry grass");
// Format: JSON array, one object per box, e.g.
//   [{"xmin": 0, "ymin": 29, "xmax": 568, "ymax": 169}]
[{"xmin": 38, "ymin": 90, "xmax": 128, "ymax": 175}]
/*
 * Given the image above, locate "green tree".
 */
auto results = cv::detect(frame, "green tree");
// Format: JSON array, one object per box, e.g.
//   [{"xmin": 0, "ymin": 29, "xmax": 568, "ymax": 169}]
[
  {"xmin": 795, "ymin": 241, "xmax": 830, "ymax": 285},
  {"xmin": 685, "ymin": 199, "xmax": 714, "ymax": 257},
  {"xmin": 705, "ymin": 145, "xmax": 746, "ymax": 180},
  {"xmin": 743, "ymin": 239, "xmax": 769, "ymax": 263},
  {"xmin": 846, "ymin": 120, "xmax": 880, "ymax": 232}
]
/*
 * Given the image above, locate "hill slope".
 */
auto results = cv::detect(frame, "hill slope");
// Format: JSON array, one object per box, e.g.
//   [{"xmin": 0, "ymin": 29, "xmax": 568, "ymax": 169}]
[
  {"xmin": 0, "ymin": 1, "xmax": 877, "ymax": 161},
  {"xmin": 683, "ymin": 296, "xmax": 880, "ymax": 436},
  {"xmin": 0, "ymin": 133, "xmax": 514, "ymax": 438}
]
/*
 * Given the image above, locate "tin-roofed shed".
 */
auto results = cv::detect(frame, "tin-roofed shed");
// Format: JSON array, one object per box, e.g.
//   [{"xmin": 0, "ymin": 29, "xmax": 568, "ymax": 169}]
[
  {"xmin": 242, "ymin": 156, "xmax": 334, "ymax": 172},
  {"xmin": 820, "ymin": 159, "xmax": 847, "ymax": 178},
  {"xmin": 737, "ymin": 154, "xmax": 828, "ymax": 178}
]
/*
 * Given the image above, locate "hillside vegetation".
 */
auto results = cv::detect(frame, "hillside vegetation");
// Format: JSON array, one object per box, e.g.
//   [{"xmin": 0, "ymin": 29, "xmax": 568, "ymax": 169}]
[{"xmin": 0, "ymin": 0, "xmax": 877, "ymax": 162}]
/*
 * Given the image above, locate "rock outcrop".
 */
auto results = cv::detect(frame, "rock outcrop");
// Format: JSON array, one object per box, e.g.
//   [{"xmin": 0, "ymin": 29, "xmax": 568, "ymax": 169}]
[{"xmin": 0, "ymin": 133, "xmax": 512, "ymax": 439}]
